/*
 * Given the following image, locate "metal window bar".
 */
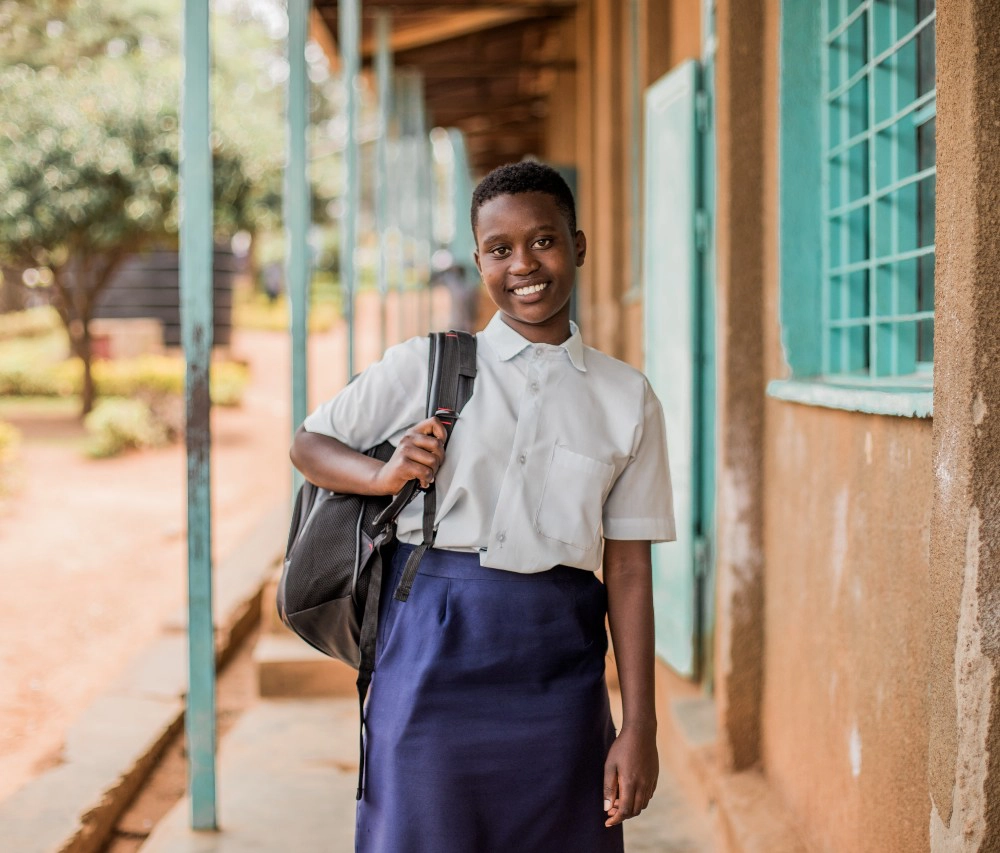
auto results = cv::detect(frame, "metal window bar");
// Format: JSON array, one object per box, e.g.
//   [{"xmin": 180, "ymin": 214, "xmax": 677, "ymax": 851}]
[
  {"xmin": 826, "ymin": 87, "xmax": 935, "ymax": 159},
  {"xmin": 825, "ymin": 164, "xmax": 935, "ymax": 220},
  {"xmin": 824, "ymin": 10, "xmax": 935, "ymax": 100},
  {"xmin": 829, "ymin": 310, "xmax": 934, "ymax": 328},
  {"xmin": 821, "ymin": 0, "xmax": 935, "ymax": 379},
  {"xmin": 829, "ymin": 242, "xmax": 934, "ymax": 276}
]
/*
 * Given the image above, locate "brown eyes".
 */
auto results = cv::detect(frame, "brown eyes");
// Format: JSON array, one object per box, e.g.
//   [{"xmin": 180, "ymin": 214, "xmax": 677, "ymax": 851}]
[{"xmin": 488, "ymin": 238, "xmax": 554, "ymax": 258}]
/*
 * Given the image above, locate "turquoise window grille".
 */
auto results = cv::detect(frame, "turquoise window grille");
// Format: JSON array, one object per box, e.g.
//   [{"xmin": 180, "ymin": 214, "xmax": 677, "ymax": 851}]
[{"xmin": 821, "ymin": 0, "xmax": 936, "ymax": 380}]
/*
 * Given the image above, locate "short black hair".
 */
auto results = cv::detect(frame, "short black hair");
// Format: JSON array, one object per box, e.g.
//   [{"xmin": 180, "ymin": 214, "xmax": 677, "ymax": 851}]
[{"xmin": 471, "ymin": 161, "xmax": 577, "ymax": 237}]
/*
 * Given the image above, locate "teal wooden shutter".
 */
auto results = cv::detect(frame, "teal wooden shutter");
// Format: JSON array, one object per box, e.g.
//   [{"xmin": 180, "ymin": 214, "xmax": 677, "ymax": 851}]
[{"xmin": 643, "ymin": 60, "xmax": 706, "ymax": 677}]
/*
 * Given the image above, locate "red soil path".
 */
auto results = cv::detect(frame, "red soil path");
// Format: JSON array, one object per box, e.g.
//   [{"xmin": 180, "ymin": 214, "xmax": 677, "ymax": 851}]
[{"xmin": 0, "ymin": 289, "xmax": 449, "ymax": 803}]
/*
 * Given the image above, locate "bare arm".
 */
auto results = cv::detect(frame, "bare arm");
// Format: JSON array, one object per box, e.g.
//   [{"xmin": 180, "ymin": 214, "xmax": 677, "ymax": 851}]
[
  {"xmin": 289, "ymin": 417, "xmax": 448, "ymax": 496},
  {"xmin": 601, "ymin": 537, "xmax": 658, "ymax": 827}
]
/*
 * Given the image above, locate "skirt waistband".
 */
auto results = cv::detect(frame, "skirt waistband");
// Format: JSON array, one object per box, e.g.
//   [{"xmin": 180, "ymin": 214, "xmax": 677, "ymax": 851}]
[{"xmin": 395, "ymin": 542, "xmax": 593, "ymax": 584}]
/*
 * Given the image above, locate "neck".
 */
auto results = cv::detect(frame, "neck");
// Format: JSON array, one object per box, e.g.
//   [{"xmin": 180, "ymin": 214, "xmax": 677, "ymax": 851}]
[{"xmin": 501, "ymin": 314, "xmax": 573, "ymax": 346}]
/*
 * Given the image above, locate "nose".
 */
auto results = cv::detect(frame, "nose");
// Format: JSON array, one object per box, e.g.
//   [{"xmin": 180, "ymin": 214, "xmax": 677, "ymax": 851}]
[{"xmin": 509, "ymin": 246, "xmax": 539, "ymax": 276}]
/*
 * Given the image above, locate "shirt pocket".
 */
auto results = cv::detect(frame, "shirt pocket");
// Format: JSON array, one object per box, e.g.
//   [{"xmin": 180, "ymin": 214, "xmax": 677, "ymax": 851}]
[{"xmin": 535, "ymin": 445, "xmax": 615, "ymax": 552}]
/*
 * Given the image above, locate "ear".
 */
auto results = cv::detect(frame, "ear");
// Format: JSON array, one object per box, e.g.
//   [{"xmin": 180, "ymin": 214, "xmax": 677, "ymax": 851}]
[
  {"xmin": 473, "ymin": 249, "xmax": 482, "ymax": 277},
  {"xmin": 574, "ymin": 230, "xmax": 587, "ymax": 267}
]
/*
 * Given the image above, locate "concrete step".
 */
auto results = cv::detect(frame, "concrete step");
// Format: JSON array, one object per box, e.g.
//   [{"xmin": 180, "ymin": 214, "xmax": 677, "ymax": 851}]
[
  {"xmin": 253, "ymin": 632, "xmax": 358, "ymax": 698},
  {"xmin": 258, "ymin": 567, "xmax": 288, "ymax": 635},
  {"xmin": 139, "ymin": 699, "xmax": 360, "ymax": 852},
  {"xmin": 653, "ymin": 667, "xmax": 807, "ymax": 853},
  {"xmin": 141, "ymin": 693, "xmax": 715, "ymax": 852}
]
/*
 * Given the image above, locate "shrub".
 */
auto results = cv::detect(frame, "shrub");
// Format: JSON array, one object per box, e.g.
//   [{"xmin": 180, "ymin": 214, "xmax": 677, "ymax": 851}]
[
  {"xmin": 0, "ymin": 419, "xmax": 20, "ymax": 465},
  {"xmin": 0, "ymin": 355, "xmax": 250, "ymax": 407},
  {"xmin": 234, "ymin": 292, "xmax": 338, "ymax": 333},
  {"xmin": 0, "ymin": 306, "xmax": 63, "ymax": 341},
  {"xmin": 83, "ymin": 398, "xmax": 169, "ymax": 458}
]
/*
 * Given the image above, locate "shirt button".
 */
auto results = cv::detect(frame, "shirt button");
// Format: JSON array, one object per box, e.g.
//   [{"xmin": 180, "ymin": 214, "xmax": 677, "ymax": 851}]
[
  {"xmin": 518, "ymin": 453, "xmax": 526, "ymax": 464},
  {"xmin": 534, "ymin": 347, "xmax": 543, "ymax": 359},
  {"xmin": 496, "ymin": 531, "xmax": 506, "ymax": 543},
  {"xmin": 529, "ymin": 381, "xmax": 540, "ymax": 394}
]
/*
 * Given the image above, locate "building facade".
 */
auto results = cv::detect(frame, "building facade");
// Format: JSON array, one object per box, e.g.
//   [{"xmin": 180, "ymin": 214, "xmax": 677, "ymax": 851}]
[
  {"xmin": 557, "ymin": 1, "xmax": 1000, "ymax": 851},
  {"xmin": 310, "ymin": 1, "xmax": 1000, "ymax": 849}
]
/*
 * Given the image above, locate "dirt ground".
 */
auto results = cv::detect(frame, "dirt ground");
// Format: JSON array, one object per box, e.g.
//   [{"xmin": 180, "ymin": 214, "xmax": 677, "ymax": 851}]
[{"xmin": 0, "ymin": 288, "xmax": 451, "ymax": 804}]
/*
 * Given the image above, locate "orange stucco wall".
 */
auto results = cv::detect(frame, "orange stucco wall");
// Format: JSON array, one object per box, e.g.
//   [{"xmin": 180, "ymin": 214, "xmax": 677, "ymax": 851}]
[{"xmin": 757, "ymin": 1, "xmax": 933, "ymax": 850}]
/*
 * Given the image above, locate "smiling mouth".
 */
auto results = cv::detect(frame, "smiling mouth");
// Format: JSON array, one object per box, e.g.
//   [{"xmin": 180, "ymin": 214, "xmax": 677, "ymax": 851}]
[{"xmin": 512, "ymin": 281, "xmax": 549, "ymax": 296}]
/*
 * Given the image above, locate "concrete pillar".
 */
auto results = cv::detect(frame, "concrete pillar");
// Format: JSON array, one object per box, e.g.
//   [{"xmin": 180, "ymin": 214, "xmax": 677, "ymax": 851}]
[
  {"xmin": 712, "ymin": 0, "xmax": 766, "ymax": 772},
  {"xmin": 928, "ymin": 1, "xmax": 1000, "ymax": 849},
  {"xmin": 590, "ymin": 0, "xmax": 625, "ymax": 359}
]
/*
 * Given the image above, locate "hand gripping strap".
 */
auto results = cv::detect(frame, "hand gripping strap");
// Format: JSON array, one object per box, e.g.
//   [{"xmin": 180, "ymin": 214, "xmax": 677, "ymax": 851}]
[
  {"xmin": 392, "ymin": 331, "xmax": 476, "ymax": 603},
  {"xmin": 356, "ymin": 332, "xmax": 475, "ymax": 800}
]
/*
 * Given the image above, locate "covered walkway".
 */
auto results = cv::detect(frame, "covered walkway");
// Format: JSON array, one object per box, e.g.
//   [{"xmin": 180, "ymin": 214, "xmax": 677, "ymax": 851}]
[{"xmin": 139, "ymin": 693, "xmax": 714, "ymax": 852}]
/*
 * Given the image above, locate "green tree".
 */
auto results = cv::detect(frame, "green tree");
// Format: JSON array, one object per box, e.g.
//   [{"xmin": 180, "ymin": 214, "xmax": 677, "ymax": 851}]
[
  {"xmin": 0, "ymin": 0, "xmax": 287, "ymax": 415},
  {"xmin": 0, "ymin": 62, "xmax": 261, "ymax": 414}
]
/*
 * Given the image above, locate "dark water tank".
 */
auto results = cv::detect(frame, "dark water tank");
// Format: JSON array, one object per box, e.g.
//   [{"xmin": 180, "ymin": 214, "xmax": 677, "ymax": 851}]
[{"xmin": 94, "ymin": 246, "xmax": 239, "ymax": 347}]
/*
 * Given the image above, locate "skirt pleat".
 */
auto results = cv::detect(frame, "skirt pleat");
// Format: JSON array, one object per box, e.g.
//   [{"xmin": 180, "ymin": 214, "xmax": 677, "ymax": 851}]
[{"xmin": 355, "ymin": 544, "xmax": 624, "ymax": 853}]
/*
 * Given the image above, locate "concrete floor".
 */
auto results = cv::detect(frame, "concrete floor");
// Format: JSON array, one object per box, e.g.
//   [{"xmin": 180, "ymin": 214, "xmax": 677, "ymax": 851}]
[{"xmin": 140, "ymin": 697, "xmax": 715, "ymax": 852}]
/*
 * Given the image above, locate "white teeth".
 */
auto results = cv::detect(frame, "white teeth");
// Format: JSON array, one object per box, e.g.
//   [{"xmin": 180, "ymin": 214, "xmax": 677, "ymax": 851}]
[{"xmin": 513, "ymin": 282, "xmax": 548, "ymax": 296}]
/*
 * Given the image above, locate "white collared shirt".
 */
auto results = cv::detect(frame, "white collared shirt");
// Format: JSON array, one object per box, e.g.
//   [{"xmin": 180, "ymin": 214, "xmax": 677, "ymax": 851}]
[{"xmin": 303, "ymin": 312, "xmax": 676, "ymax": 573}]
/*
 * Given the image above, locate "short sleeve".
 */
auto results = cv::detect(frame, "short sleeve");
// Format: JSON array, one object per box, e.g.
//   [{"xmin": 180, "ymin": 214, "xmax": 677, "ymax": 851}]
[
  {"xmin": 301, "ymin": 336, "xmax": 428, "ymax": 449},
  {"xmin": 601, "ymin": 378, "xmax": 676, "ymax": 542}
]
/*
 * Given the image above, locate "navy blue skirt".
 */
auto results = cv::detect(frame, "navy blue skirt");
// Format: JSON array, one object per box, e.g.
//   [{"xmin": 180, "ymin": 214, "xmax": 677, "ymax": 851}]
[{"xmin": 356, "ymin": 544, "xmax": 623, "ymax": 853}]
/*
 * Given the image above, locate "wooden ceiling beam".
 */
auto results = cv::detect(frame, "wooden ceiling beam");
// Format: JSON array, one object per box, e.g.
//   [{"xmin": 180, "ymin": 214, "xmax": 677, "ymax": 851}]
[
  {"xmin": 429, "ymin": 102, "xmax": 546, "ymax": 128},
  {"xmin": 354, "ymin": 1, "xmax": 573, "ymax": 10},
  {"xmin": 349, "ymin": 8, "xmax": 554, "ymax": 56},
  {"xmin": 369, "ymin": 59, "xmax": 574, "ymax": 77},
  {"xmin": 428, "ymin": 100, "xmax": 546, "ymax": 120}
]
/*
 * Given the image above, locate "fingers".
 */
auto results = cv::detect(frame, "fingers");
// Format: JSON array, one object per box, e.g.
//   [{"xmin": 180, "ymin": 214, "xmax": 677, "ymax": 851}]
[
  {"xmin": 412, "ymin": 416, "xmax": 449, "ymax": 442},
  {"xmin": 603, "ymin": 763, "xmax": 620, "ymax": 828},
  {"xmin": 390, "ymin": 420, "xmax": 448, "ymax": 490},
  {"xmin": 604, "ymin": 770, "xmax": 657, "ymax": 827}
]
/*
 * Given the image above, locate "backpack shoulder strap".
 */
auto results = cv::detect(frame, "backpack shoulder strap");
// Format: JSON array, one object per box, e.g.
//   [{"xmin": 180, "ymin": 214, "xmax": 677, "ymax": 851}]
[
  {"xmin": 392, "ymin": 330, "xmax": 477, "ymax": 602},
  {"xmin": 356, "ymin": 330, "xmax": 477, "ymax": 799}
]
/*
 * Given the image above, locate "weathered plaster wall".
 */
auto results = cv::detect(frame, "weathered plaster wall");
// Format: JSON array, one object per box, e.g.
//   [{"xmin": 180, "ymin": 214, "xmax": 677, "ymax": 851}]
[
  {"xmin": 569, "ymin": 0, "xmax": 690, "ymax": 366},
  {"xmin": 761, "ymin": 404, "xmax": 933, "ymax": 853},
  {"xmin": 927, "ymin": 2, "xmax": 1000, "ymax": 849},
  {"xmin": 712, "ymin": 0, "xmax": 766, "ymax": 773},
  {"xmin": 758, "ymin": 1, "xmax": 933, "ymax": 851}
]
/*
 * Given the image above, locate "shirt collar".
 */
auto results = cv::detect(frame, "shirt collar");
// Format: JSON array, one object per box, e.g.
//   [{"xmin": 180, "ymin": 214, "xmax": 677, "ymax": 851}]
[{"xmin": 483, "ymin": 311, "xmax": 587, "ymax": 372}]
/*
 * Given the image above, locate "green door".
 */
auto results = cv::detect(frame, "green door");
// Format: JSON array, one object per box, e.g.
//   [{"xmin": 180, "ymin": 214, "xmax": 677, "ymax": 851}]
[{"xmin": 643, "ymin": 56, "xmax": 715, "ymax": 680}]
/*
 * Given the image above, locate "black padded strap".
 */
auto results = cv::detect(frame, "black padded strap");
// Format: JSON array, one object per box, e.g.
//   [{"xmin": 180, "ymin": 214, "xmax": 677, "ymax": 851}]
[
  {"xmin": 391, "ymin": 331, "xmax": 475, "ymax": 602},
  {"xmin": 354, "ymin": 527, "xmax": 388, "ymax": 799},
  {"xmin": 393, "ymin": 481, "xmax": 437, "ymax": 602}
]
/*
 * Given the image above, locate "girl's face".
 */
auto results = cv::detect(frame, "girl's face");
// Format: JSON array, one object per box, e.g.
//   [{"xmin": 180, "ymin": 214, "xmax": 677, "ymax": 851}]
[{"xmin": 474, "ymin": 191, "xmax": 586, "ymax": 345}]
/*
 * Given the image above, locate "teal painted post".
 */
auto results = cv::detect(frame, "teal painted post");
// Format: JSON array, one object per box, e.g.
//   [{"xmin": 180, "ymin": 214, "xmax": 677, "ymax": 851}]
[
  {"xmin": 287, "ymin": 0, "xmax": 310, "ymax": 465},
  {"xmin": 180, "ymin": 0, "xmax": 216, "ymax": 829},
  {"xmin": 778, "ymin": 0, "xmax": 823, "ymax": 376},
  {"xmin": 629, "ymin": 0, "xmax": 642, "ymax": 297},
  {"xmin": 375, "ymin": 11, "xmax": 392, "ymax": 354},
  {"xmin": 446, "ymin": 129, "xmax": 475, "ymax": 276},
  {"xmin": 413, "ymin": 78, "xmax": 432, "ymax": 332},
  {"xmin": 697, "ymin": 0, "xmax": 718, "ymax": 686},
  {"xmin": 340, "ymin": 0, "xmax": 360, "ymax": 379}
]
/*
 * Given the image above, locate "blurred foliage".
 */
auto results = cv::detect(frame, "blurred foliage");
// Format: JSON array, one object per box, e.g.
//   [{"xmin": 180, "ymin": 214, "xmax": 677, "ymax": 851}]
[
  {"xmin": 0, "ymin": 1, "xmax": 276, "ymax": 268},
  {"xmin": 234, "ymin": 293, "xmax": 339, "ymax": 333},
  {"xmin": 0, "ymin": 353, "xmax": 249, "ymax": 407},
  {"xmin": 0, "ymin": 0, "xmax": 340, "ymax": 413},
  {"xmin": 0, "ymin": 418, "xmax": 19, "ymax": 464},
  {"xmin": 233, "ymin": 271, "xmax": 342, "ymax": 333},
  {"xmin": 0, "ymin": 322, "xmax": 249, "ymax": 407},
  {"xmin": 84, "ymin": 397, "xmax": 168, "ymax": 457},
  {"xmin": 0, "ymin": 306, "xmax": 63, "ymax": 341}
]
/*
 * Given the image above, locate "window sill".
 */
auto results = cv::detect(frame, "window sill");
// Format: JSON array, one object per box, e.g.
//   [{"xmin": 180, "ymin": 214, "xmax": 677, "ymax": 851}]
[{"xmin": 766, "ymin": 378, "xmax": 933, "ymax": 418}]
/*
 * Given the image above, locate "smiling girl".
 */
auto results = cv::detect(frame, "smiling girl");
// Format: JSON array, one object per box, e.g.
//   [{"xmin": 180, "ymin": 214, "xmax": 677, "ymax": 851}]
[{"xmin": 290, "ymin": 161, "xmax": 676, "ymax": 853}]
